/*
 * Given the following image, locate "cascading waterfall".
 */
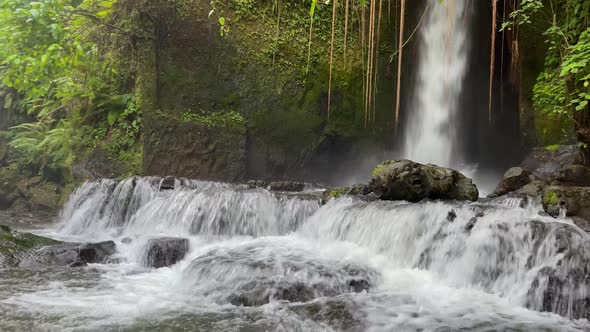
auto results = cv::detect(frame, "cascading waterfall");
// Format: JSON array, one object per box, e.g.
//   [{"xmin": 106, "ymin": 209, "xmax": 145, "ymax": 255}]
[
  {"xmin": 403, "ymin": 0, "xmax": 469, "ymax": 167},
  {"xmin": 1, "ymin": 177, "xmax": 590, "ymax": 331}
]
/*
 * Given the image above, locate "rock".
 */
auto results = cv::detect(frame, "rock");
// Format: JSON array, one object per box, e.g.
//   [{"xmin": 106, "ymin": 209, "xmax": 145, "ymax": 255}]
[
  {"xmin": 521, "ymin": 145, "xmax": 583, "ymax": 183},
  {"xmin": 269, "ymin": 181, "xmax": 306, "ymax": 192},
  {"xmin": 322, "ymin": 184, "xmax": 370, "ymax": 202},
  {"xmin": 247, "ymin": 180, "xmax": 268, "ymax": 189},
  {"xmin": 29, "ymin": 184, "xmax": 62, "ymax": 213},
  {"xmin": 143, "ymin": 237, "xmax": 189, "ymax": 268},
  {"xmin": 512, "ymin": 180, "xmax": 547, "ymax": 198},
  {"xmin": 68, "ymin": 260, "xmax": 87, "ymax": 268},
  {"xmin": 542, "ymin": 186, "xmax": 590, "ymax": 220},
  {"xmin": 121, "ymin": 237, "xmax": 133, "ymax": 244},
  {"xmin": 524, "ymin": 223, "xmax": 590, "ymax": 320},
  {"xmin": 0, "ymin": 228, "xmax": 61, "ymax": 267},
  {"xmin": 492, "ymin": 167, "xmax": 532, "ymax": 196},
  {"xmin": 557, "ymin": 165, "xmax": 590, "ymax": 186},
  {"xmin": 78, "ymin": 241, "xmax": 117, "ymax": 263},
  {"xmin": 21, "ymin": 240, "xmax": 117, "ymax": 267},
  {"xmin": 572, "ymin": 217, "xmax": 590, "ymax": 232},
  {"xmin": 27, "ymin": 243, "xmax": 80, "ymax": 266},
  {"xmin": 446, "ymin": 210, "xmax": 457, "ymax": 222},
  {"xmin": 160, "ymin": 176, "xmax": 175, "ymax": 190},
  {"xmin": 368, "ymin": 160, "xmax": 479, "ymax": 202}
]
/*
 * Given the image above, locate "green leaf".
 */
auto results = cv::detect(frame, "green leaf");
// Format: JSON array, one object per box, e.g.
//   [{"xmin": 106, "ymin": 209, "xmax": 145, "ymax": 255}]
[{"xmin": 108, "ymin": 110, "xmax": 121, "ymax": 126}]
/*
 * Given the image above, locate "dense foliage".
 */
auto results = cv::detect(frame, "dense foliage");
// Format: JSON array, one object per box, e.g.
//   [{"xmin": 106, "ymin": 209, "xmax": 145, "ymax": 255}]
[
  {"xmin": 505, "ymin": 0, "xmax": 590, "ymax": 146},
  {"xmin": 0, "ymin": 0, "xmax": 141, "ymax": 180}
]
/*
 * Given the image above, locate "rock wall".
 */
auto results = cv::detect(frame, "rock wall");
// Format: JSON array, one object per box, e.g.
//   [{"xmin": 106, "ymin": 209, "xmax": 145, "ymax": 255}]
[{"xmin": 135, "ymin": 0, "xmax": 421, "ymax": 182}]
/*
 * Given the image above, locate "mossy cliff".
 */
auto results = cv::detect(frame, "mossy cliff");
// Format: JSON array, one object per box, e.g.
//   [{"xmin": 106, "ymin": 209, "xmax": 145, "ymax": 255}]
[{"xmin": 135, "ymin": 0, "xmax": 414, "ymax": 181}]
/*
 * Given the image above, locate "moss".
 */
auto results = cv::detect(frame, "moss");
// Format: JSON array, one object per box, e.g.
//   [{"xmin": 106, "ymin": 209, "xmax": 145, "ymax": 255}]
[
  {"xmin": 0, "ymin": 227, "xmax": 60, "ymax": 266},
  {"xmin": 545, "ymin": 144, "xmax": 561, "ymax": 151},
  {"xmin": 327, "ymin": 187, "xmax": 349, "ymax": 200},
  {"xmin": 372, "ymin": 164, "xmax": 386, "ymax": 177},
  {"xmin": 544, "ymin": 191, "xmax": 559, "ymax": 207}
]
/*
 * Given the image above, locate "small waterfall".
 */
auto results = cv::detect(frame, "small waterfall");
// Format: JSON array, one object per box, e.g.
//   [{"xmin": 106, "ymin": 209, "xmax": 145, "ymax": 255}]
[
  {"xmin": 299, "ymin": 197, "xmax": 590, "ymax": 320},
  {"xmin": 4, "ymin": 178, "xmax": 590, "ymax": 331},
  {"xmin": 403, "ymin": 0, "xmax": 469, "ymax": 167},
  {"xmin": 58, "ymin": 177, "xmax": 321, "ymax": 239}
]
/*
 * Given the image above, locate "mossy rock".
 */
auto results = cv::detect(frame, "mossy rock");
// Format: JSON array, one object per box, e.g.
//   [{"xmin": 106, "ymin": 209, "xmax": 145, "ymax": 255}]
[
  {"xmin": 322, "ymin": 185, "xmax": 369, "ymax": 202},
  {"xmin": 0, "ymin": 226, "xmax": 61, "ymax": 267},
  {"xmin": 542, "ymin": 186, "xmax": 590, "ymax": 220},
  {"xmin": 369, "ymin": 160, "xmax": 479, "ymax": 202}
]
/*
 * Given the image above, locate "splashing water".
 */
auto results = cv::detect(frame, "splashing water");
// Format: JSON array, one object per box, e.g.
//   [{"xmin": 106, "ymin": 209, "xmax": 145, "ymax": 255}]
[
  {"xmin": 1, "ymin": 177, "xmax": 590, "ymax": 331},
  {"xmin": 403, "ymin": 0, "xmax": 469, "ymax": 168}
]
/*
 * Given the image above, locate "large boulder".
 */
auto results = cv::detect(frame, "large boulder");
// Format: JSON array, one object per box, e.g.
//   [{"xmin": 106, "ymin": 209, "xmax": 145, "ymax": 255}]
[
  {"xmin": 368, "ymin": 160, "xmax": 479, "ymax": 202},
  {"xmin": 491, "ymin": 167, "xmax": 532, "ymax": 196},
  {"xmin": 78, "ymin": 241, "xmax": 117, "ymax": 263},
  {"xmin": 143, "ymin": 237, "xmax": 190, "ymax": 268}
]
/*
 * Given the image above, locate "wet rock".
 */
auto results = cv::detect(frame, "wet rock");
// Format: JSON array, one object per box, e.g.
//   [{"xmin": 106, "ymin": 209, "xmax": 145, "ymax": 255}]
[
  {"xmin": 68, "ymin": 260, "xmax": 87, "ymax": 268},
  {"xmin": 524, "ymin": 222, "xmax": 590, "ymax": 320},
  {"xmin": 185, "ymin": 243, "xmax": 379, "ymax": 307},
  {"xmin": 22, "ymin": 240, "xmax": 117, "ymax": 267},
  {"xmin": 465, "ymin": 211, "xmax": 485, "ymax": 233},
  {"xmin": 292, "ymin": 298, "xmax": 361, "ymax": 331},
  {"xmin": 368, "ymin": 160, "xmax": 479, "ymax": 202},
  {"xmin": 322, "ymin": 184, "xmax": 370, "ymax": 203},
  {"xmin": 542, "ymin": 186, "xmax": 590, "ymax": 220},
  {"xmin": 492, "ymin": 167, "xmax": 532, "ymax": 196},
  {"xmin": 78, "ymin": 241, "xmax": 117, "ymax": 263},
  {"xmin": 143, "ymin": 237, "xmax": 189, "ymax": 268},
  {"xmin": 27, "ymin": 243, "xmax": 81, "ymax": 266},
  {"xmin": 446, "ymin": 210, "xmax": 457, "ymax": 222},
  {"xmin": 159, "ymin": 176, "xmax": 175, "ymax": 190},
  {"xmin": 269, "ymin": 181, "xmax": 306, "ymax": 192},
  {"xmin": 572, "ymin": 216, "xmax": 590, "ymax": 232},
  {"xmin": 557, "ymin": 165, "xmax": 590, "ymax": 186},
  {"xmin": 512, "ymin": 180, "xmax": 547, "ymax": 199},
  {"xmin": 121, "ymin": 237, "xmax": 133, "ymax": 244},
  {"xmin": 0, "ymin": 228, "xmax": 61, "ymax": 267},
  {"xmin": 521, "ymin": 145, "xmax": 583, "ymax": 183},
  {"xmin": 247, "ymin": 180, "xmax": 268, "ymax": 189}
]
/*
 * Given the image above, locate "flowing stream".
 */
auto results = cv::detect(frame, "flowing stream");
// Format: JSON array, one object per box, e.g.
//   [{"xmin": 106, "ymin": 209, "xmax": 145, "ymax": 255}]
[
  {"xmin": 1, "ymin": 177, "xmax": 590, "ymax": 331},
  {"xmin": 403, "ymin": 0, "xmax": 469, "ymax": 168}
]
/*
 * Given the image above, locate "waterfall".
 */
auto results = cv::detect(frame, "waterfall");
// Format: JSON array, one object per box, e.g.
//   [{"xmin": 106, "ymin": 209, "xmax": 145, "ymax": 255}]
[
  {"xmin": 403, "ymin": 0, "xmax": 469, "ymax": 167},
  {"xmin": 2, "ymin": 178, "xmax": 590, "ymax": 331}
]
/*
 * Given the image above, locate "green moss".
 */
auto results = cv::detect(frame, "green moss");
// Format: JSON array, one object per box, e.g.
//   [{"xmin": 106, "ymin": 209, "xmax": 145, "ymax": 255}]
[
  {"xmin": 372, "ymin": 164, "xmax": 386, "ymax": 177},
  {"xmin": 544, "ymin": 191, "xmax": 559, "ymax": 207},
  {"xmin": 182, "ymin": 111, "xmax": 246, "ymax": 134},
  {"xmin": 545, "ymin": 144, "xmax": 561, "ymax": 151},
  {"xmin": 327, "ymin": 187, "xmax": 349, "ymax": 200},
  {"xmin": 0, "ymin": 228, "xmax": 60, "ymax": 266}
]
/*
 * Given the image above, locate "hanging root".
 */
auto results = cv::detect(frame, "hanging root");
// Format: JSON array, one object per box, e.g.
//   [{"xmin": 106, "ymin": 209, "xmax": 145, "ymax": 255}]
[
  {"xmin": 395, "ymin": 0, "xmax": 405, "ymax": 131},
  {"xmin": 488, "ymin": 0, "xmax": 497, "ymax": 124},
  {"xmin": 327, "ymin": 0, "xmax": 338, "ymax": 119}
]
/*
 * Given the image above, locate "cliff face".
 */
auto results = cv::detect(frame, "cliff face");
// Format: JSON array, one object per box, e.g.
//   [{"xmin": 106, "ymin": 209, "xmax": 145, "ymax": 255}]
[{"xmin": 134, "ymin": 0, "xmax": 416, "ymax": 182}]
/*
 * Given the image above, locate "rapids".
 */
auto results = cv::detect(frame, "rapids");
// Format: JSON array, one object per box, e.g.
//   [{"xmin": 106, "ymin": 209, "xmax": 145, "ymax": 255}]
[{"xmin": 1, "ymin": 177, "xmax": 589, "ymax": 331}]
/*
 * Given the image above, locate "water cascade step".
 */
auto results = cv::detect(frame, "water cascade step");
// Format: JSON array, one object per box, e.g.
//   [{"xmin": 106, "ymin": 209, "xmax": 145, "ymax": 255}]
[{"xmin": 1, "ymin": 176, "xmax": 589, "ymax": 331}]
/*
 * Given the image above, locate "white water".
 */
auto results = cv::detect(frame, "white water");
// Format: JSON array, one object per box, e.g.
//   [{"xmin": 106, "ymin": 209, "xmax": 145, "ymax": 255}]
[
  {"xmin": 1, "ymin": 178, "xmax": 590, "ymax": 331},
  {"xmin": 403, "ymin": 0, "xmax": 469, "ymax": 168}
]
